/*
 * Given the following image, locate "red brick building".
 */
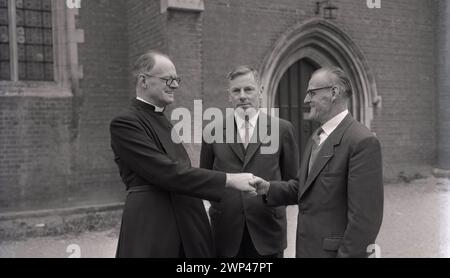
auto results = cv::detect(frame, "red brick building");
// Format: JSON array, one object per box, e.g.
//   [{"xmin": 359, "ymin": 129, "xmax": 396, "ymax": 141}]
[{"xmin": 0, "ymin": 0, "xmax": 449, "ymax": 213}]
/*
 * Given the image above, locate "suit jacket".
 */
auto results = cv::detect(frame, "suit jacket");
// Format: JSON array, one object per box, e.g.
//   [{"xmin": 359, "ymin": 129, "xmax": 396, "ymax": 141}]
[
  {"xmin": 110, "ymin": 99, "xmax": 226, "ymax": 258},
  {"xmin": 200, "ymin": 114, "xmax": 299, "ymax": 257},
  {"xmin": 267, "ymin": 114, "xmax": 383, "ymax": 258}
]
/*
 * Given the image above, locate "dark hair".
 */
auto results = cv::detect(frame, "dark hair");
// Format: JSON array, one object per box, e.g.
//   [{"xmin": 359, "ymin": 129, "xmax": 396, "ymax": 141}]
[
  {"xmin": 314, "ymin": 66, "xmax": 352, "ymax": 98},
  {"xmin": 133, "ymin": 50, "xmax": 169, "ymax": 86},
  {"xmin": 226, "ymin": 65, "xmax": 260, "ymax": 84}
]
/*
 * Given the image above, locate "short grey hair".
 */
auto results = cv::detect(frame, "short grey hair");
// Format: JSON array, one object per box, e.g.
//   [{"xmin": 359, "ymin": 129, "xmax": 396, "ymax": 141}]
[
  {"xmin": 314, "ymin": 66, "xmax": 352, "ymax": 98},
  {"xmin": 133, "ymin": 50, "xmax": 169, "ymax": 86},
  {"xmin": 226, "ymin": 65, "xmax": 260, "ymax": 84}
]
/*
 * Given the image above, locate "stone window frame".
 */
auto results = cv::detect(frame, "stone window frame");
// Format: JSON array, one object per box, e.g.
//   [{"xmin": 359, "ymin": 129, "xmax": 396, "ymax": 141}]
[{"xmin": 0, "ymin": 0, "xmax": 83, "ymax": 97}]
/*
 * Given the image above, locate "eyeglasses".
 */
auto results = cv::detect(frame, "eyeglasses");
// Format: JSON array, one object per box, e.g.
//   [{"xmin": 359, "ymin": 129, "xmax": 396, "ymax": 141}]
[
  {"xmin": 140, "ymin": 73, "xmax": 182, "ymax": 87},
  {"xmin": 306, "ymin": 86, "xmax": 334, "ymax": 97}
]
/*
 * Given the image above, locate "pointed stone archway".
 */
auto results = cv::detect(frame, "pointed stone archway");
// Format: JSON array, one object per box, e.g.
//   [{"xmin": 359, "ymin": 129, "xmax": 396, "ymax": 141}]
[{"xmin": 260, "ymin": 19, "xmax": 381, "ymax": 129}]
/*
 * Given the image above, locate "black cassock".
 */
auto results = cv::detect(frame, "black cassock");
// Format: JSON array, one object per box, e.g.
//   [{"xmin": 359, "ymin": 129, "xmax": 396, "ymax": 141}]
[{"xmin": 110, "ymin": 99, "xmax": 226, "ymax": 258}]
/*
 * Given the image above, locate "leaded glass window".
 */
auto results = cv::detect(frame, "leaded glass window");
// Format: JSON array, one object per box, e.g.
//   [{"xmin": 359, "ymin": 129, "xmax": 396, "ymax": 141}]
[
  {"xmin": 0, "ymin": 0, "xmax": 10, "ymax": 80},
  {"xmin": 0, "ymin": 0, "xmax": 54, "ymax": 81}
]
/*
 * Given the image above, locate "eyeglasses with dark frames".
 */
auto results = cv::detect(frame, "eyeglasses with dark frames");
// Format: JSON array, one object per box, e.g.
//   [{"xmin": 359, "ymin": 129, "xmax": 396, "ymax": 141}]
[
  {"xmin": 306, "ymin": 86, "xmax": 334, "ymax": 97},
  {"xmin": 140, "ymin": 73, "xmax": 182, "ymax": 87}
]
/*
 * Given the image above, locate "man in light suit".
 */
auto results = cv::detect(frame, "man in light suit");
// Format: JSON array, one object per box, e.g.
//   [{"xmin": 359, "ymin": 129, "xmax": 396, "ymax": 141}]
[
  {"xmin": 252, "ymin": 66, "xmax": 384, "ymax": 258},
  {"xmin": 110, "ymin": 51, "xmax": 257, "ymax": 258},
  {"xmin": 200, "ymin": 65, "xmax": 299, "ymax": 258}
]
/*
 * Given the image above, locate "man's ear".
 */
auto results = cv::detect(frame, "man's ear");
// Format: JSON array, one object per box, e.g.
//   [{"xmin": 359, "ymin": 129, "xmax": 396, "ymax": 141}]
[
  {"xmin": 142, "ymin": 76, "xmax": 149, "ymax": 89},
  {"xmin": 258, "ymin": 86, "xmax": 264, "ymax": 103},
  {"xmin": 138, "ymin": 75, "xmax": 146, "ymax": 89},
  {"xmin": 331, "ymin": 86, "xmax": 339, "ymax": 102}
]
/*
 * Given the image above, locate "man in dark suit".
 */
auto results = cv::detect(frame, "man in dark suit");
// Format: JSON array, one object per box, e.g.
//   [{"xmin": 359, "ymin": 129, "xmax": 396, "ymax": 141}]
[
  {"xmin": 252, "ymin": 66, "xmax": 384, "ymax": 258},
  {"xmin": 200, "ymin": 65, "xmax": 299, "ymax": 258},
  {"xmin": 110, "ymin": 51, "xmax": 257, "ymax": 258}
]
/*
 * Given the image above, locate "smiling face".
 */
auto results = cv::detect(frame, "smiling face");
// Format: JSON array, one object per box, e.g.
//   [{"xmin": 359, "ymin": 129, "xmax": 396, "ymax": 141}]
[
  {"xmin": 141, "ymin": 55, "xmax": 179, "ymax": 107},
  {"xmin": 228, "ymin": 72, "xmax": 262, "ymax": 114},
  {"xmin": 304, "ymin": 71, "xmax": 335, "ymax": 124}
]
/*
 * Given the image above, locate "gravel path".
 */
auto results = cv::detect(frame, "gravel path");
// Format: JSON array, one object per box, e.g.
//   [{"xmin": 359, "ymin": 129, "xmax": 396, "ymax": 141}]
[{"xmin": 1, "ymin": 177, "xmax": 449, "ymax": 258}]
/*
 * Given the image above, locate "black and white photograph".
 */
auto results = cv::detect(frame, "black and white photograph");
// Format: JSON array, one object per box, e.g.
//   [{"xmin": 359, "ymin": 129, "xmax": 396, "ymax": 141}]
[{"xmin": 0, "ymin": 0, "xmax": 449, "ymax": 261}]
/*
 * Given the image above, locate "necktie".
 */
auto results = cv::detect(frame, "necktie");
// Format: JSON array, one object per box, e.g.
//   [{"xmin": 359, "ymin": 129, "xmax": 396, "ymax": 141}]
[
  {"xmin": 244, "ymin": 115, "xmax": 250, "ymax": 149},
  {"xmin": 308, "ymin": 127, "xmax": 324, "ymax": 175}
]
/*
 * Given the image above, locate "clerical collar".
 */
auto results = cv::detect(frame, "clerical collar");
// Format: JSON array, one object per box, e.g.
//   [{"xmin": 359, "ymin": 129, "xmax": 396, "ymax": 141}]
[{"xmin": 136, "ymin": 97, "xmax": 165, "ymax": 112}]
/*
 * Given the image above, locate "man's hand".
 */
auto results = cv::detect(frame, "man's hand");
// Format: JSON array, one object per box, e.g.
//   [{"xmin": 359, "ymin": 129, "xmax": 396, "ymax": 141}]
[
  {"xmin": 226, "ymin": 173, "xmax": 257, "ymax": 197},
  {"xmin": 249, "ymin": 176, "xmax": 270, "ymax": 195}
]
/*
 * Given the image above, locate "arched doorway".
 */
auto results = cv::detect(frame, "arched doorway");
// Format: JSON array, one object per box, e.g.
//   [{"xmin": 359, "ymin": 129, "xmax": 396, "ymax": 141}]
[
  {"xmin": 261, "ymin": 19, "xmax": 381, "ymax": 160},
  {"xmin": 275, "ymin": 58, "xmax": 319, "ymax": 154}
]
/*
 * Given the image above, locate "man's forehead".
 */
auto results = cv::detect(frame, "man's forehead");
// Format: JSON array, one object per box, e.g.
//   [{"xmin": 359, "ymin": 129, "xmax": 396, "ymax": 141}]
[
  {"xmin": 151, "ymin": 55, "xmax": 176, "ymax": 75},
  {"xmin": 309, "ymin": 71, "xmax": 331, "ymax": 87},
  {"xmin": 229, "ymin": 73, "xmax": 258, "ymax": 87}
]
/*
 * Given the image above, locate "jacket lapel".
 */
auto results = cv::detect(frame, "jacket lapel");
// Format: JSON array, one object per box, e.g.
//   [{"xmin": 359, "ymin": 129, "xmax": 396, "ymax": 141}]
[
  {"xmin": 300, "ymin": 139, "xmax": 313, "ymax": 186},
  {"xmin": 243, "ymin": 114, "xmax": 269, "ymax": 168},
  {"xmin": 299, "ymin": 114, "xmax": 355, "ymax": 198}
]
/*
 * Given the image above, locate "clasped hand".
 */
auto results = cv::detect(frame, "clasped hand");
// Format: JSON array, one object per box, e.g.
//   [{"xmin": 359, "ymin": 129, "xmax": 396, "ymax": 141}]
[{"xmin": 225, "ymin": 173, "xmax": 270, "ymax": 197}]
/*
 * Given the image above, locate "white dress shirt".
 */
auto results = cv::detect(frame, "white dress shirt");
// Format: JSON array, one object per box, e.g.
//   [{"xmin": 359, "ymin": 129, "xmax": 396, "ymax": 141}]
[
  {"xmin": 235, "ymin": 110, "xmax": 260, "ymax": 145},
  {"xmin": 317, "ymin": 110, "xmax": 349, "ymax": 146},
  {"xmin": 136, "ymin": 97, "xmax": 165, "ymax": 112}
]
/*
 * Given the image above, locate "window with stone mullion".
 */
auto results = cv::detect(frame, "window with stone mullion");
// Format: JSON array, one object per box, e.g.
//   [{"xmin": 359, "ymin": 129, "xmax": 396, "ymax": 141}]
[
  {"xmin": 0, "ymin": 0, "xmax": 54, "ymax": 81},
  {"xmin": 0, "ymin": 0, "xmax": 10, "ymax": 80},
  {"xmin": 17, "ymin": 0, "xmax": 53, "ymax": 81}
]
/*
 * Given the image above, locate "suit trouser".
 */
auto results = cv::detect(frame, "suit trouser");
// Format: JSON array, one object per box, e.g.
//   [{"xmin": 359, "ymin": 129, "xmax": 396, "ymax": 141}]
[
  {"xmin": 179, "ymin": 242, "xmax": 186, "ymax": 258},
  {"xmin": 236, "ymin": 224, "xmax": 283, "ymax": 258}
]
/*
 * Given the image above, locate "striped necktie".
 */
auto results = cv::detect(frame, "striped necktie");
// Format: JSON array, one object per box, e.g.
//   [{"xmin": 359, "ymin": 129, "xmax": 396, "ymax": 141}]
[{"xmin": 308, "ymin": 127, "xmax": 324, "ymax": 175}]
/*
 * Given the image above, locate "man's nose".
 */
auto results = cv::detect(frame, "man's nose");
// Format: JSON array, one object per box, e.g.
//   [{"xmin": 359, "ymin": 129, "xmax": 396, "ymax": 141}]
[
  {"xmin": 239, "ymin": 89, "xmax": 247, "ymax": 100},
  {"xmin": 304, "ymin": 92, "xmax": 311, "ymax": 103},
  {"xmin": 169, "ymin": 80, "xmax": 179, "ymax": 89}
]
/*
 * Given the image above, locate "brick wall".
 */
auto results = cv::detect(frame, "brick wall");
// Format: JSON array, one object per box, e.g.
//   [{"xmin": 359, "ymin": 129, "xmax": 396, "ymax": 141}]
[
  {"xmin": 74, "ymin": 0, "xmax": 130, "ymax": 207},
  {"xmin": 166, "ymin": 10, "xmax": 204, "ymax": 166},
  {"xmin": 0, "ymin": 0, "xmax": 130, "ymax": 213},
  {"xmin": 0, "ymin": 0, "xmax": 440, "ymax": 213},
  {"xmin": 0, "ymin": 97, "xmax": 73, "ymax": 212},
  {"xmin": 199, "ymin": 0, "xmax": 437, "ymax": 180},
  {"xmin": 339, "ymin": 0, "xmax": 437, "ymax": 179},
  {"xmin": 127, "ymin": 0, "xmax": 167, "ymax": 81},
  {"xmin": 436, "ymin": 0, "xmax": 450, "ymax": 170}
]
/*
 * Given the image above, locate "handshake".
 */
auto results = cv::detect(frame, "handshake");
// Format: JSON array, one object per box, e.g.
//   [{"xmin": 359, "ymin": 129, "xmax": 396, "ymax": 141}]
[{"xmin": 225, "ymin": 173, "xmax": 270, "ymax": 197}]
